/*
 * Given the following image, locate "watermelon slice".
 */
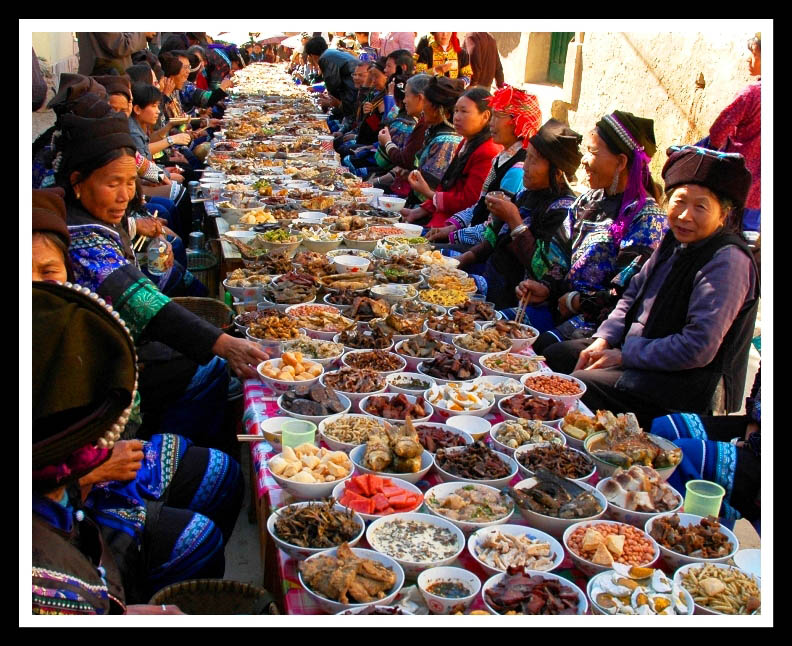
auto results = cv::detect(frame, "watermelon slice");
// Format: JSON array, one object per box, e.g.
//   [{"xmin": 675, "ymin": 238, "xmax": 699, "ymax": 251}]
[
  {"xmin": 355, "ymin": 475, "xmax": 371, "ymax": 496},
  {"xmin": 368, "ymin": 475, "xmax": 386, "ymax": 494},
  {"xmin": 345, "ymin": 478, "xmax": 365, "ymax": 495},
  {"xmin": 382, "ymin": 485, "xmax": 405, "ymax": 497},
  {"xmin": 372, "ymin": 493, "xmax": 390, "ymax": 512},
  {"xmin": 346, "ymin": 498, "xmax": 375, "ymax": 515}
]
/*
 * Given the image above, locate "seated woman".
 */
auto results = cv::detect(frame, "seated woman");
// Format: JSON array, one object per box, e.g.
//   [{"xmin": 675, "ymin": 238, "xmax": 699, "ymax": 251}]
[
  {"xmin": 425, "ymin": 85, "xmax": 540, "ymax": 246},
  {"xmin": 92, "ymin": 74, "xmax": 133, "ymax": 118},
  {"xmin": 414, "ymin": 32, "xmax": 472, "ymax": 83},
  {"xmin": 398, "ymin": 76, "xmax": 464, "ymax": 208},
  {"xmin": 651, "ymin": 369, "xmax": 760, "ymax": 524},
  {"xmin": 545, "ymin": 146, "xmax": 759, "ymax": 430},
  {"xmin": 368, "ymin": 72, "xmax": 417, "ymax": 180},
  {"xmin": 516, "ymin": 110, "xmax": 667, "ymax": 344},
  {"xmin": 50, "ymin": 112, "xmax": 269, "ymax": 448},
  {"xmin": 340, "ymin": 57, "xmax": 389, "ymax": 170},
  {"xmin": 401, "ymin": 86, "xmax": 501, "ymax": 228},
  {"xmin": 457, "ymin": 119, "xmax": 582, "ymax": 317},
  {"xmin": 32, "ymin": 280, "xmax": 242, "ymax": 610},
  {"xmin": 372, "ymin": 73, "xmax": 431, "ymax": 193}
]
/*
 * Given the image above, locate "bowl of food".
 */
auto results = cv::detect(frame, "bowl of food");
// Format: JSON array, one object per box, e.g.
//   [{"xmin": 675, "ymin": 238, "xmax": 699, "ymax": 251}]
[
  {"xmin": 361, "ymin": 187, "xmax": 385, "ymax": 203},
  {"xmin": 332, "ymin": 475, "xmax": 424, "ymax": 522},
  {"xmin": 587, "ymin": 567, "xmax": 694, "ymax": 615},
  {"xmin": 419, "ymin": 288, "xmax": 470, "ymax": 310},
  {"xmin": 342, "ymin": 350, "xmax": 408, "ymax": 376},
  {"xmin": 268, "ymin": 443, "xmax": 354, "ymax": 500},
  {"xmin": 673, "ymin": 562, "xmax": 760, "ymax": 615},
  {"xmin": 277, "ymin": 387, "xmax": 351, "ymax": 425},
  {"xmin": 417, "ymin": 566, "xmax": 481, "ymax": 615},
  {"xmin": 223, "ymin": 276, "xmax": 274, "ymax": 301},
  {"xmin": 392, "ymin": 222, "xmax": 423, "ymax": 237},
  {"xmin": 563, "ymin": 519, "xmax": 660, "ymax": 577},
  {"xmin": 479, "ymin": 320, "xmax": 539, "ymax": 351},
  {"xmin": 472, "ymin": 375, "xmax": 525, "ymax": 404},
  {"xmin": 584, "ymin": 430, "xmax": 682, "ymax": 481},
  {"xmin": 393, "ymin": 334, "xmax": 454, "ymax": 372},
  {"xmin": 644, "ymin": 512, "xmax": 739, "ymax": 572},
  {"xmin": 267, "ymin": 500, "xmax": 365, "ymax": 560},
  {"xmin": 417, "ymin": 356, "xmax": 482, "ymax": 387},
  {"xmin": 256, "ymin": 353, "xmax": 323, "ymax": 394},
  {"xmin": 510, "ymin": 470, "xmax": 608, "ymax": 538},
  {"xmin": 285, "ymin": 304, "xmax": 354, "ymax": 341},
  {"xmin": 497, "ymin": 394, "xmax": 572, "ymax": 428},
  {"xmin": 596, "ymin": 466, "xmax": 683, "ymax": 528},
  {"xmin": 326, "ymin": 247, "xmax": 376, "ymax": 263},
  {"xmin": 468, "ymin": 524, "xmax": 564, "ymax": 577},
  {"xmin": 433, "ymin": 442, "xmax": 518, "ymax": 489},
  {"xmin": 333, "ymin": 328, "xmax": 394, "ymax": 354},
  {"xmin": 424, "ymin": 382, "xmax": 495, "ymax": 420},
  {"xmin": 445, "ymin": 415, "xmax": 492, "ymax": 442},
  {"xmin": 319, "ymin": 413, "xmax": 385, "ymax": 453},
  {"xmin": 452, "ymin": 330, "xmax": 512, "ymax": 364},
  {"xmin": 336, "ymin": 606, "xmax": 414, "ymax": 615},
  {"xmin": 349, "ymin": 442, "xmax": 434, "ymax": 486},
  {"xmin": 281, "ymin": 335, "xmax": 345, "ymax": 367},
  {"xmin": 514, "ymin": 442, "xmax": 596, "ymax": 484},
  {"xmin": 220, "ymin": 229, "xmax": 257, "ymax": 244},
  {"xmin": 558, "ymin": 410, "xmax": 605, "ymax": 450},
  {"xmin": 378, "ymin": 196, "xmax": 407, "ymax": 212},
  {"xmin": 447, "ymin": 300, "xmax": 502, "ymax": 323},
  {"xmin": 413, "ymin": 422, "xmax": 473, "ymax": 455},
  {"xmin": 480, "ymin": 352, "xmax": 544, "ymax": 379},
  {"xmin": 359, "ymin": 393, "xmax": 434, "ymax": 426},
  {"xmin": 489, "ymin": 419, "xmax": 566, "ymax": 457},
  {"xmin": 425, "ymin": 312, "xmax": 479, "ymax": 344},
  {"xmin": 300, "ymin": 231, "xmax": 342, "ymax": 254},
  {"xmin": 256, "ymin": 415, "xmax": 293, "ymax": 452},
  {"xmin": 257, "ymin": 230, "xmax": 303, "ymax": 258},
  {"xmin": 341, "ymin": 231, "xmax": 380, "ymax": 252},
  {"xmin": 424, "ymin": 482, "xmax": 514, "ymax": 535},
  {"xmin": 523, "ymin": 372, "xmax": 587, "ymax": 407},
  {"xmin": 298, "ymin": 544, "xmax": 405, "ymax": 614},
  {"xmin": 482, "ymin": 569, "xmax": 588, "ymax": 615},
  {"xmin": 386, "ymin": 372, "xmax": 436, "ymax": 396},
  {"xmin": 369, "ymin": 284, "xmax": 419, "ymax": 306},
  {"xmin": 366, "ymin": 512, "xmax": 466, "ymax": 579},
  {"xmin": 332, "ymin": 254, "xmax": 372, "ymax": 274},
  {"xmin": 320, "ymin": 368, "xmax": 389, "ymax": 413}
]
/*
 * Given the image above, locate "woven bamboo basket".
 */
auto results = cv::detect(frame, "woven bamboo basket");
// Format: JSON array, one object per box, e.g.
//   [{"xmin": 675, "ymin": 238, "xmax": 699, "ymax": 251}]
[
  {"xmin": 149, "ymin": 579, "xmax": 279, "ymax": 615},
  {"xmin": 171, "ymin": 297, "xmax": 234, "ymax": 331}
]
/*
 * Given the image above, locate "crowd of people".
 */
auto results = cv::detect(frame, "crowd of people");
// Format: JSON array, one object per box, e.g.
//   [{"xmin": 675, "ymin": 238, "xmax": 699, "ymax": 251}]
[{"xmin": 30, "ymin": 30, "xmax": 762, "ymax": 616}]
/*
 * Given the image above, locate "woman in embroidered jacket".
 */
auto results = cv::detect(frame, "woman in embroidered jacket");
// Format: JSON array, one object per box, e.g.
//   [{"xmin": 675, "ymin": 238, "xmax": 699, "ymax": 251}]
[{"xmin": 51, "ymin": 112, "xmax": 268, "ymax": 447}]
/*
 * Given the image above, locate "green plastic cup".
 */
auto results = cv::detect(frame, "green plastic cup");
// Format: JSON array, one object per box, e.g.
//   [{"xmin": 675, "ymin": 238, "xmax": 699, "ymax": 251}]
[
  {"xmin": 684, "ymin": 480, "xmax": 726, "ymax": 517},
  {"xmin": 281, "ymin": 420, "xmax": 317, "ymax": 449}
]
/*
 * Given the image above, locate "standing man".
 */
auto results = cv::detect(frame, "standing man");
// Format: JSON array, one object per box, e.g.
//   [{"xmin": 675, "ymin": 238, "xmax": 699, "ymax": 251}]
[
  {"xmin": 304, "ymin": 36, "xmax": 360, "ymax": 118},
  {"xmin": 464, "ymin": 32, "xmax": 505, "ymax": 89},
  {"xmin": 77, "ymin": 32, "xmax": 154, "ymax": 75},
  {"xmin": 370, "ymin": 32, "xmax": 416, "ymax": 57}
]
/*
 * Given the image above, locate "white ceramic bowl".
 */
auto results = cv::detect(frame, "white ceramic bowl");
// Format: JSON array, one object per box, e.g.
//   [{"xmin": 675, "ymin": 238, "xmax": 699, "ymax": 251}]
[
  {"xmin": 393, "ymin": 222, "xmax": 424, "ymax": 236},
  {"xmin": 318, "ymin": 412, "xmax": 386, "ymax": 453},
  {"xmin": 386, "ymin": 371, "xmax": 437, "ymax": 396},
  {"xmin": 489, "ymin": 421, "xmax": 566, "ymax": 457},
  {"xmin": 645, "ymin": 512, "xmax": 739, "ymax": 572},
  {"xmin": 341, "ymin": 350, "xmax": 407, "ymax": 376},
  {"xmin": 480, "ymin": 352, "xmax": 545, "ymax": 379},
  {"xmin": 336, "ymin": 606, "xmax": 414, "ymax": 615},
  {"xmin": 319, "ymin": 370, "xmax": 389, "ymax": 413},
  {"xmin": 410, "ymin": 422, "xmax": 473, "ymax": 455},
  {"xmin": 448, "ymin": 304, "xmax": 503, "ymax": 323},
  {"xmin": 256, "ymin": 358, "xmax": 323, "ymax": 394},
  {"xmin": 474, "ymin": 373, "xmax": 537, "ymax": 401},
  {"xmin": 266, "ymin": 501, "xmax": 365, "ymax": 560},
  {"xmin": 423, "ymin": 383, "xmax": 495, "ymax": 421},
  {"xmin": 423, "ymin": 482, "xmax": 514, "ymax": 535},
  {"xmin": 479, "ymin": 321, "xmax": 539, "ymax": 351},
  {"xmin": 221, "ymin": 229, "xmax": 257, "ymax": 244},
  {"xmin": 672, "ymin": 562, "xmax": 760, "ymax": 615},
  {"xmin": 284, "ymin": 304, "xmax": 353, "ymax": 342},
  {"xmin": 332, "ymin": 332, "xmax": 395, "ymax": 355},
  {"xmin": 424, "ymin": 321, "xmax": 481, "ymax": 346},
  {"xmin": 332, "ymin": 476, "xmax": 424, "ymax": 523},
  {"xmin": 297, "ymin": 211, "xmax": 327, "ymax": 222},
  {"xmin": 587, "ymin": 569, "xmax": 694, "ymax": 615},
  {"xmin": 361, "ymin": 187, "xmax": 385, "ymax": 205},
  {"xmin": 733, "ymin": 549, "xmax": 761, "ymax": 579},
  {"xmin": 481, "ymin": 570, "xmax": 588, "ymax": 615},
  {"xmin": 298, "ymin": 546, "xmax": 405, "ymax": 614},
  {"xmin": 523, "ymin": 372, "xmax": 587, "ymax": 407},
  {"xmin": 280, "ymin": 338, "xmax": 345, "ymax": 368},
  {"xmin": 326, "ymin": 248, "xmax": 376, "ymax": 263},
  {"xmin": 514, "ymin": 442, "xmax": 596, "ymax": 484},
  {"xmin": 358, "ymin": 393, "xmax": 434, "ymax": 426},
  {"xmin": 269, "ymin": 455, "xmax": 354, "ymax": 501},
  {"xmin": 302, "ymin": 237, "xmax": 342, "ymax": 254},
  {"xmin": 341, "ymin": 232, "xmax": 379, "ymax": 252},
  {"xmin": 332, "ymin": 254, "xmax": 371, "ymax": 274},
  {"xmin": 468, "ymin": 524, "xmax": 564, "ymax": 577},
  {"xmin": 393, "ymin": 339, "xmax": 436, "ymax": 372},
  {"xmin": 445, "ymin": 415, "xmax": 492, "ymax": 441},
  {"xmin": 276, "ymin": 391, "xmax": 352, "ymax": 425},
  {"xmin": 512, "ymin": 477, "xmax": 608, "ymax": 539},
  {"xmin": 258, "ymin": 292, "xmax": 316, "ymax": 314},
  {"xmin": 595, "ymin": 478, "xmax": 683, "ymax": 528},
  {"xmin": 556, "ymin": 418, "xmax": 598, "ymax": 451},
  {"xmin": 369, "ymin": 284, "xmax": 419, "ymax": 306},
  {"xmin": 378, "ymin": 196, "xmax": 407, "ymax": 212},
  {"xmin": 349, "ymin": 444, "xmax": 434, "ymax": 486},
  {"xmin": 259, "ymin": 235, "xmax": 303, "ymax": 259},
  {"xmin": 496, "ymin": 395, "xmax": 571, "ymax": 428},
  {"xmin": 256, "ymin": 415, "xmax": 293, "ymax": 452},
  {"xmin": 223, "ymin": 278, "xmax": 271, "ymax": 301},
  {"xmin": 562, "ymin": 519, "xmax": 660, "ymax": 577},
  {"xmin": 366, "ymin": 512, "xmax": 466, "ymax": 579},
  {"xmin": 584, "ymin": 431, "xmax": 681, "ymax": 482},
  {"xmin": 433, "ymin": 445, "xmax": 518, "ymax": 489},
  {"xmin": 416, "ymin": 360, "xmax": 482, "ymax": 386},
  {"xmin": 417, "ymin": 566, "xmax": 481, "ymax": 614}
]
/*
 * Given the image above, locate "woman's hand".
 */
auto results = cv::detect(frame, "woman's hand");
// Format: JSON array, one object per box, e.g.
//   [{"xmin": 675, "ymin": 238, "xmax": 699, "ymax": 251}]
[
  {"xmin": 400, "ymin": 207, "xmax": 428, "ymax": 224},
  {"xmin": 515, "ymin": 279, "xmax": 550, "ymax": 304},
  {"xmin": 387, "ymin": 79, "xmax": 395, "ymax": 95},
  {"xmin": 378, "ymin": 127, "xmax": 392, "ymax": 147},
  {"xmin": 160, "ymin": 77, "xmax": 175, "ymax": 96},
  {"xmin": 407, "ymin": 170, "xmax": 432, "ymax": 197},
  {"xmin": 557, "ymin": 291, "xmax": 581, "ymax": 320},
  {"xmin": 435, "ymin": 62, "xmax": 453, "ymax": 75},
  {"xmin": 426, "ymin": 226, "xmax": 454, "ymax": 242},
  {"xmin": 220, "ymin": 78, "xmax": 234, "ymax": 91},
  {"xmin": 362, "ymin": 101, "xmax": 374, "ymax": 115},
  {"xmin": 80, "ymin": 440, "xmax": 145, "ymax": 485},
  {"xmin": 170, "ymin": 133, "xmax": 192, "ymax": 147},
  {"xmin": 574, "ymin": 337, "xmax": 618, "ymax": 371},
  {"xmin": 135, "ymin": 217, "xmax": 164, "ymax": 238},
  {"xmin": 212, "ymin": 334, "xmax": 271, "ymax": 379},
  {"xmin": 485, "ymin": 195, "xmax": 522, "ymax": 229}
]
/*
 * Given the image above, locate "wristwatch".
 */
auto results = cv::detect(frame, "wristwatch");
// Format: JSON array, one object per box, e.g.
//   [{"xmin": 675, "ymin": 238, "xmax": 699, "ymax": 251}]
[{"xmin": 166, "ymin": 135, "xmax": 174, "ymax": 146}]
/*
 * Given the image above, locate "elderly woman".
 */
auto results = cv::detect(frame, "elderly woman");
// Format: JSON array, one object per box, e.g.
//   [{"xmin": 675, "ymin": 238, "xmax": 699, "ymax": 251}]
[
  {"xmin": 50, "ymin": 112, "xmax": 268, "ymax": 446},
  {"xmin": 402, "ymin": 85, "xmax": 501, "ymax": 228},
  {"xmin": 457, "ymin": 119, "xmax": 582, "ymax": 314},
  {"xmin": 425, "ymin": 85, "xmax": 541, "ymax": 245},
  {"xmin": 545, "ymin": 146, "xmax": 759, "ymax": 429},
  {"xmin": 32, "ymin": 192, "xmax": 243, "ymax": 603},
  {"xmin": 518, "ymin": 110, "xmax": 667, "ymax": 346}
]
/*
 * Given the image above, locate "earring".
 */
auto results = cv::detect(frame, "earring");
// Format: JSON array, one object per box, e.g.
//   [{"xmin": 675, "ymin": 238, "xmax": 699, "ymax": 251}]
[{"xmin": 608, "ymin": 172, "xmax": 620, "ymax": 196}]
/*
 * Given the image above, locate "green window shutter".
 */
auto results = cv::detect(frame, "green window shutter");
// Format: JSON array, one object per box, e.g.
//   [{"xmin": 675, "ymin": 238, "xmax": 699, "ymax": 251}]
[{"xmin": 547, "ymin": 32, "xmax": 574, "ymax": 84}]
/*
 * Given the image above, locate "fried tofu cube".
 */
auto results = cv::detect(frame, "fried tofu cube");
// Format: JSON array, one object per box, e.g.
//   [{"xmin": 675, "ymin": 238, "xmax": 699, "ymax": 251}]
[
  {"xmin": 268, "ymin": 455, "xmax": 288, "ymax": 476},
  {"xmin": 591, "ymin": 543, "xmax": 614, "ymax": 567},
  {"xmin": 301, "ymin": 454, "xmax": 321, "ymax": 470},
  {"xmin": 291, "ymin": 470, "xmax": 317, "ymax": 484},
  {"xmin": 605, "ymin": 534, "xmax": 625, "ymax": 557},
  {"xmin": 582, "ymin": 528, "xmax": 605, "ymax": 552}
]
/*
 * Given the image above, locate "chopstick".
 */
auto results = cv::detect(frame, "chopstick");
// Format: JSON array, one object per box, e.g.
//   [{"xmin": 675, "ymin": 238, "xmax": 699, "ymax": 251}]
[
  {"xmin": 514, "ymin": 294, "xmax": 529, "ymax": 326},
  {"xmin": 133, "ymin": 210, "xmax": 159, "ymax": 252},
  {"xmin": 237, "ymin": 434, "xmax": 266, "ymax": 443}
]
